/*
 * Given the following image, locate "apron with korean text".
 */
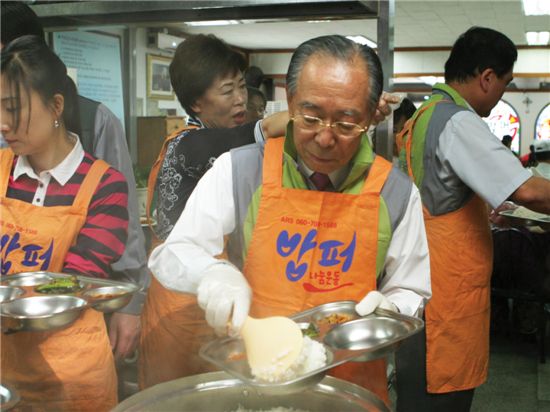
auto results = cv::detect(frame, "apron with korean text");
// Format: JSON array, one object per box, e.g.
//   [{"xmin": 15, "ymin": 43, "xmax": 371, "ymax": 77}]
[
  {"xmin": 243, "ymin": 138, "xmax": 392, "ymax": 404},
  {"xmin": 0, "ymin": 149, "xmax": 117, "ymax": 411},
  {"xmin": 139, "ymin": 126, "xmax": 217, "ymax": 389}
]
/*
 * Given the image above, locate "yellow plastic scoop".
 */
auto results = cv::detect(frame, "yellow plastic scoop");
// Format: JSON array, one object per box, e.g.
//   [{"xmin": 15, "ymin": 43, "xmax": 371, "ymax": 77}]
[{"xmin": 241, "ymin": 316, "xmax": 303, "ymax": 381}]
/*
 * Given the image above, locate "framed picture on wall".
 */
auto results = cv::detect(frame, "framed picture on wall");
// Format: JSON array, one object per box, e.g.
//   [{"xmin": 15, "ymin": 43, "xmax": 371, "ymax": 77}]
[{"xmin": 147, "ymin": 54, "xmax": 174, "ymax": 100}]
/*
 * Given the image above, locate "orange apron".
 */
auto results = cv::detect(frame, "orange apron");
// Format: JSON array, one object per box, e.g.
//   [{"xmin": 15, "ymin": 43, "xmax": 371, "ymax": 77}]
[
  {"xmin": 0, "ymin": 149, "xmax": 117, "ymax": 411},
  {"xmin": 403, "ymin": 127, "xmax": 493, "ymax": 393},
  {"xmin": 139, "ymin": 126, "xmax": 217, "ymax": 389},
  {"xmin": 243, "ymin": 138, "xmax": 392, "ymax": 404},
  {"xmin": 423, "ymin": 197, "xmax": 492, "ymax": 393}
]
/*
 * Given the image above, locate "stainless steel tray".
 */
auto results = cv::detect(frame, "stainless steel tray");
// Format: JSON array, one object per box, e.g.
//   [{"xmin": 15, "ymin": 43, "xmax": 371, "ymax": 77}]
[
  {"xmin": 499, "ymin": 208, "xmax": 550, "ymax": 228},
  {"xmin": 200, "ymin": 300, "xmax": 424, "ymax": 395},
  {"xmin": 0, "ymin": 271, "xmax": 141, "ymax": 332}
]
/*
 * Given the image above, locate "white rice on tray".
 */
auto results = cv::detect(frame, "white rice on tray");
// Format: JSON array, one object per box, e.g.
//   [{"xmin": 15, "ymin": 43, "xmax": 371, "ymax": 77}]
[{"xmin": 251, "ymin": 336, "xmax": 327, "ymax": 383}]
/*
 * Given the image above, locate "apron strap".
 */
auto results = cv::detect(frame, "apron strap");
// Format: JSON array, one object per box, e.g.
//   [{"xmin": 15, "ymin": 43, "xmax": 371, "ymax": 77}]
[
  {"xmin": 72, "ymin": 159, "xmax": 110, "ymax": 209},
  {"xmin": 263, "ymin": 138, "xmax": 392, "ymax": 196},
  {"xmin": 146, "ymin": 125, "xmax": 199, "ymax": 238},
  {"xmin": 399, "ymin": 99, "xmax": 448, "ymax": 181},
  {"xmin": 0, "ymin": 148, "xmax": 15, "ymax": 197},
  {"xmin": 262, "ymin": 137, "xmax": 285, "ymax": 190},
  {"xmin": 360, "ymin": 155, "xmax": 392, "ymax": 195}
]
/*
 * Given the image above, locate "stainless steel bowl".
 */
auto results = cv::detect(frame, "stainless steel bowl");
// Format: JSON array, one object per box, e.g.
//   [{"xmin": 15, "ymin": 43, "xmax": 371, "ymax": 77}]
[
  {"xmin": 0, "ymin": 384, "xmax": 20, "ymax": 411},
  {"xmin": 1, "ymin": 295, "xmax": 87, "ymax": 332},
  {"xmin": 0, "ymin": 286, "xmax": 24, "ymax": 303},
  {"xmin": 324, "ymin": 315, "xmax": 412, "ymax": 361},
  {"xmin": 112, "ymin": 371, "xmax": 389, "ymax": 412},
  {"xmin": 8, "ymin": 273, "xmax": 52, "ymax": 287},
  {"xmin": 83, "ymin": 286, "xmax": 134, "ymax": 312}
]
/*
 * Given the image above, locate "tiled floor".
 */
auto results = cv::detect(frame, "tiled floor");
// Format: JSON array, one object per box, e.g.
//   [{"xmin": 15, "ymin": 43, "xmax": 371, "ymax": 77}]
[{"xmin": 472, "ymin": 331, "xmax": 550, "ymax": 412}]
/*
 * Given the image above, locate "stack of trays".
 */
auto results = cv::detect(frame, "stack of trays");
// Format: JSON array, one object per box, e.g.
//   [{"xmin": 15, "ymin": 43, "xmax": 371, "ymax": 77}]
[
  {"xmin": 0, "ymin": 271, "xmax": 140, "ymax": 333},
  {"xmin": 200, "ymin": 300, "xmax": 424, "ymax": 395}
]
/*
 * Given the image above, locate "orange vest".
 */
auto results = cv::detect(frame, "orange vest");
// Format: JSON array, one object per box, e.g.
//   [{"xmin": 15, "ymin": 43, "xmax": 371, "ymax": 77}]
[
  {"xmin": 402, "ymin": 107, "xmax": 493, "ymax": 393},
  {"xmin": 0, "ymin": 149, "xmax": 117, "ymax": 411},
  {"xmin": 139, "ymin": 126, "xmax": 217, "ymax": 389},
  {"xmin": 243, "ymin": 138, "xmax": 392, "ymax": 404}
]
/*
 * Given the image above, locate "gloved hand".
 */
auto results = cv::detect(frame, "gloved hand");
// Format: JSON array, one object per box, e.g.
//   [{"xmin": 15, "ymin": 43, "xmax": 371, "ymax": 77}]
[
  {"xmin": 197, "ymin": 262, "xmax": 252, "ymax": 336},
  {"xmin": 355, "ymin": 291, "xmax": 398, "ymax": 316}
]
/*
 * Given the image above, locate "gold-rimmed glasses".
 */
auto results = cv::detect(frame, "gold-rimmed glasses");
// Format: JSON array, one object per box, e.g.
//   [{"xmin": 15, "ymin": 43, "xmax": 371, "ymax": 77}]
[{"xmin": 290, "ymin": 113, "xmax": 367, "ymax": 139}]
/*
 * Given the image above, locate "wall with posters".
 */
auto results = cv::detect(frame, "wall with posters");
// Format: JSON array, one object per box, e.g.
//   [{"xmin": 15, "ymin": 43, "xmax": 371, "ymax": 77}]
[{"xmin": 53, "ymin": 30, "xmax": 126, "ymax": 129}]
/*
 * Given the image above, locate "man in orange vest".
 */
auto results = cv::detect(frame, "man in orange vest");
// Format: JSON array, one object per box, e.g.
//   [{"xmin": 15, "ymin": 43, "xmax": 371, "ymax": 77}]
[
  {"xmin": 396, "ymin": 27, "xmax": 550, "ymax": 411},
  {"xmin": 150, "ymin": 35, "xmax": 431, "ymax": 406}
]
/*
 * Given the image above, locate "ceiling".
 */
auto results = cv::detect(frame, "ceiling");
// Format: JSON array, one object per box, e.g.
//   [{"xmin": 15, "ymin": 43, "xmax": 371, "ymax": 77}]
[
  {"xmin": 168, "ymin": 0, "xmax": 550, "ymax": 49},
  {"xmin": 32, "ymin": 0, "xmax": 549, "ymax": 89}
]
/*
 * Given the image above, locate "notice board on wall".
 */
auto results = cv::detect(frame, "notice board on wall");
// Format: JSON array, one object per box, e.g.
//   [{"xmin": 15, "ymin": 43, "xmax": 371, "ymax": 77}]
[{"xmin": 53, "ymin": 31, "xmax": 125, "ymax": 129}]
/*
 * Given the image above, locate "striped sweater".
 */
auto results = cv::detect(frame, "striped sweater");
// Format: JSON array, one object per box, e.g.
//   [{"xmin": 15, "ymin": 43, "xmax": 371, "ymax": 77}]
[{"xmin": 6, "ymin": 153, "xmax": 129, "ymax": 278}]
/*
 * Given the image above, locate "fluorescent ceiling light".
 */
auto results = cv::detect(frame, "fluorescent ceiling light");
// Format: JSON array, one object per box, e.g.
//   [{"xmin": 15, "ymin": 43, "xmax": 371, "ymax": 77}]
[
  {"xmin": 346, "ymin": 35, "xmax": 377, "ymax": 48},
  {"xmin": 522, "ymin": 0, "xmax": 550, "ymax": 15},
  {"xmin": 187, "ymin": 20, "xmax": 239, "ymax": 27},
  {"xmin": 526, "ymin": 31, "xmax": 550, "ymax": 45},
  {"xmin": 307, "ymin": 20, "xmax": 332, "ymax": 23}
]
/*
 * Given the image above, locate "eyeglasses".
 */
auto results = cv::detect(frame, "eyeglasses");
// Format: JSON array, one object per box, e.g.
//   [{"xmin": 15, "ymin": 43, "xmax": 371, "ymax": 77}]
[{"xmin": 291, "ymin": 114, "xmax": 367, "ymax": 139}]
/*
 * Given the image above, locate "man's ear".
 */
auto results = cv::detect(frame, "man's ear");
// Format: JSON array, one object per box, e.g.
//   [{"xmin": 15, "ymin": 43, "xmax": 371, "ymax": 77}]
[
  {"xmin": 51, "ymin": 93, "xmax": 65, "ymax": 120},
  {"xmin": 479, "ymin": 68, "xmax": 495, "ymax": 94}
]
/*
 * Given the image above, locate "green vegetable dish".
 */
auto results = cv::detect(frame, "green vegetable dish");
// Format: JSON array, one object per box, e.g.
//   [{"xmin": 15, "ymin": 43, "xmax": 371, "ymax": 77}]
[
  {"xmin": 302, "ymin": 322, "xmax": 319, "ymax": 338},
  {"xmin": 35, "ymin": 276, "xmax": 82, "ymax": 294}
]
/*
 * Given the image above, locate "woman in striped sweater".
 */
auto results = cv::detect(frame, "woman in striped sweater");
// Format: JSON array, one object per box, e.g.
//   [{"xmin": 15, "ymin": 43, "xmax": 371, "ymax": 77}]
[{"xmin": 0, "ymin": 35, "xmax": 128, "ymax": 411}]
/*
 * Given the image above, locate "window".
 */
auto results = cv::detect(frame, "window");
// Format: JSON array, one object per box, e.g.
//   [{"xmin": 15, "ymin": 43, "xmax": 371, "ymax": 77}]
[
  {"xmin": 483, "ymin": 100, "xmax": 521, "ymax": 153},
  {"xmin": 535, "ymin": 103, "xmax": 550, "ymax": 141}
]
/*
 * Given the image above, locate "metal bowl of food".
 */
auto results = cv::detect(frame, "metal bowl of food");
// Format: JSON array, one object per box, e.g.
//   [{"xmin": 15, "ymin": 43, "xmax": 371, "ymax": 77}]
[
  {"xmin": 112, "ymin": 371, "xmax": 389, "ymax": 412},
  {"xmin": 0, "ymin": 384, "xmax": 20, "ymax": 411},
  {"xmin": 0, "ymin": 295, "xmax": 87, "ymax": 332},
  {"xmin": 0, "ymin": 286, "xmax": 24, "ymax": 303},
  {"xmin": 83, "ymin": 285, "xmax": 136, "ymax": 313}
]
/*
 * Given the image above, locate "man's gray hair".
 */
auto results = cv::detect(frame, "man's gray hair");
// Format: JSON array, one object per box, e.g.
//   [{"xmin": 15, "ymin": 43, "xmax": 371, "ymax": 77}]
[{"xmin": 286, "ymin": 35, "xmax": 383, "ymax": 116}]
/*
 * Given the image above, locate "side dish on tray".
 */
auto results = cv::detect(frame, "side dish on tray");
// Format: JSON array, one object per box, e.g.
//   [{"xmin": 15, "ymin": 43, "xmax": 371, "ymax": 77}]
[{"xmin": 34, "ymin": 275, "xmax": 82, "ymax": 294}]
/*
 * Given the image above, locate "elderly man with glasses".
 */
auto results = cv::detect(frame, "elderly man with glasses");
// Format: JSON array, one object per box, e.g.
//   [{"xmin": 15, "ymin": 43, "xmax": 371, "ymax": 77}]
[{"xmin": 149, "ymin": 35, "xmax": 431, "ymax": 407}]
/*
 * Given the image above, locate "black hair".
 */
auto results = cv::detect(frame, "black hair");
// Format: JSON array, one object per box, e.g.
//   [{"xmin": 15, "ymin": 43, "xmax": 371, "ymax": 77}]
[
  {"xmin": 537, "ymin": 152, "xmax": 550, "ymax": 162},
  {"xmin": 1, "ymin": 35, "xmax": 80, "ymax": 134},
  {"xmin": 445, "ymin": 27, "xmax": 517, "ymax": 83},
  {"xmin": 394, "ymin": 98, "xmax": 416, "ymax": 123},
  {"xmin": 170, "ymin": 34, "xmax": 246, "ymax": 117},
  {"xmin": 526, "ymin": 144, "xmax": 538, "ymax": 167},
  {"xmin": 247, "ymin": 87, "xmax": 267, "ymax": 106},
  {"xmin": 1, "ymin": 1, "xmax": 45, "ymax": 45},
  {"xmin": 286, "ymin": 35, "xmax": 383, "ymax": 117},
  {"xmin": 501, "ymin": 135, "xmax": 513, "ymax": 147},
  {"xmin": 244, "ymin": 66, "xmax": 265, "ymax": 88}
]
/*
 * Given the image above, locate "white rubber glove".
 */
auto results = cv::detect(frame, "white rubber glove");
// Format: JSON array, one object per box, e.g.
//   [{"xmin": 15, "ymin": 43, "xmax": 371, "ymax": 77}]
[
  {"xmin": 355, "ymin": 291, "xmax": 398, "ymax": 316},
  {"xmin": 197, "ymin": 262, "xmax": 251, "ymax": 336}
]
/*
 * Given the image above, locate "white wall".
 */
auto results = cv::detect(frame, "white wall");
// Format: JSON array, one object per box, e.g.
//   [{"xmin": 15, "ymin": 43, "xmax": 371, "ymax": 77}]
[
  {"xmin": 134, "ymin": 28, "xmax": 185, "ymax": 117},
  {"xmin": 250, "ymin": 49, "xmax": 550, "ymax": 155},
  {"xmin": 251, "ymin": 48, "xmax": 550, "ymax": 79}
]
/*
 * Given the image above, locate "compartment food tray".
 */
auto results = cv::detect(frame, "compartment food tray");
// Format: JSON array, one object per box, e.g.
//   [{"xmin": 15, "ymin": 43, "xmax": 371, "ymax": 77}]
[
  {"xmin": 499, "ymin": 208, "xmax": 550, "ymax": 228},
  {"xmin": 200, "ymin": 300, "xmax": 424, "ymax": 394},
  {"xmin": 0, "ymin": 271, "xmax": 141, "ymax": 331}
]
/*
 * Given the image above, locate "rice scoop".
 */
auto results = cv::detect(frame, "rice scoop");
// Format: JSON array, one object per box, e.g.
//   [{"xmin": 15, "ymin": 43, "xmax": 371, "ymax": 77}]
[{"xmin": 241, "ymin": 316, "xmax": 327, "ymax": 382}]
